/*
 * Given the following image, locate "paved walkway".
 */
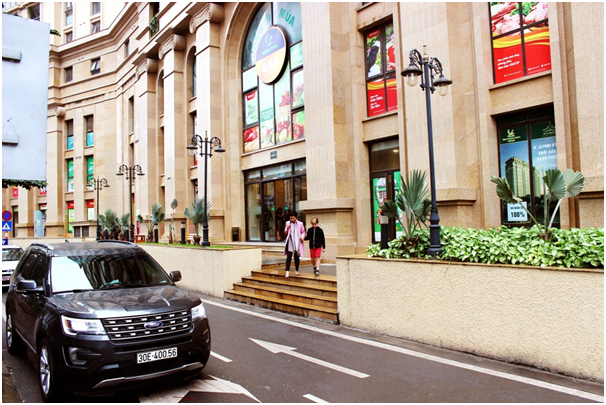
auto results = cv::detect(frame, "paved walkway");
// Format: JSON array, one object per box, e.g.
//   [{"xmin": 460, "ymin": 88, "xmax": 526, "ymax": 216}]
[{"xmin": 3, "ymin": 361, "xmax": 20, "ymax": 403}]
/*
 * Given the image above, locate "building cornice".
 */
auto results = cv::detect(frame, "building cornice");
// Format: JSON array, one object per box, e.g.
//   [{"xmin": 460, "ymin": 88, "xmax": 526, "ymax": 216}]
[
  {"xmin": 189, "ymin": 3, "xmax": 225, "ymax": 33},
  {"xmin": 158, "ymin": 34, "xmax": 186, "ymax": 60}
]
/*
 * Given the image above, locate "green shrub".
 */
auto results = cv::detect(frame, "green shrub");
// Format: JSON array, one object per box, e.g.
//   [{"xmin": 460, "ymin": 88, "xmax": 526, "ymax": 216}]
[{"xmin": 366, "ymin": 226, "xmax": 604, "ymax": 269}]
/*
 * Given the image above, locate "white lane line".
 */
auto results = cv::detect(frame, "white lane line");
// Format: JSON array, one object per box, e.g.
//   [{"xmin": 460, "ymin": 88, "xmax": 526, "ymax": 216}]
[
  {"xmin": 202, "ymin": 299, "xmax": 604, "ymax": 403},
  {"xmin": 304, "ymin": 393, "xmax": 329, "ymax": 403},
  {"xmin": 211, "ymin": 351, "xmax": 233, "ymax": 363}
]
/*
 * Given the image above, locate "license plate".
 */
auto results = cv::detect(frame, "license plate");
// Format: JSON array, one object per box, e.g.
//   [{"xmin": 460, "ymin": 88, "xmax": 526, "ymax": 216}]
[{"xmin": 137, "ymin": 347, "xmax": 177, "ymax": 364}]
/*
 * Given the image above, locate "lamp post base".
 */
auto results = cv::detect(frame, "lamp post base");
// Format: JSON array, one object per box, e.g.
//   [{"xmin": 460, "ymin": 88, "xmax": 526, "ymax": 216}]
[
  {"xmin": 428, "ymin": 210, "xmax": 442, "ymax": 258},
  {"xmin": 201, "ymin": 224, "xmax": 210, "ymax": 247},
  {"xmin": 129, "ymin": 224, "xmax": 135, "ymax": 243}
]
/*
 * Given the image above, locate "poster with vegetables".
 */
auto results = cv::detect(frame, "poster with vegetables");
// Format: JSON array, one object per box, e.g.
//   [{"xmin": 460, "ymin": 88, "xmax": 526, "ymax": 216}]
[
  {"xmin": 244, "ymin": 90, "xmax": 259, "ymax": 127},
  {"xmin": 275, "ymin": 70, "xmax": 291, "ymax": 144},
  {"xmin": 292, "ymin": 70, "xmax": 304, "ymax": 108},
  {"xmin": 490, "ymin": 2, "xmax": 550, "ymax": 84},
  {"xmin": 292, "ymin": 110, "xmax": 305, "ymax": 140},
  {"xmin": 244, "ymin": 126, "xmax": 259, "ymax": 153},
  {"xmin": 259, "ymin": 82, "xmax": 274, "ymax": 148}
]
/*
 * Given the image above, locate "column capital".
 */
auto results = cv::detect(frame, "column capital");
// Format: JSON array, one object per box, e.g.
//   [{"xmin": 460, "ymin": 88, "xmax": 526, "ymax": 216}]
[
  {"xmin": 136, "ymin": 58, "xmax": 158, "ymax": 77},
  {"xmin": 158, "ymin": 35, "xmax": 186, "ymax": 60},
  {"xmin": 189, "ymin": 3, "xmax": 224, "ymax": 33}
]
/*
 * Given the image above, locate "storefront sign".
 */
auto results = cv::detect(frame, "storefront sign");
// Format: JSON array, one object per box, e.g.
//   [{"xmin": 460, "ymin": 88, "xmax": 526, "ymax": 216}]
[
  {"xmin": 507, "ymin": 202, "xmax": 528, "ymax": 222},
  {"xmin": 255, "ymin": 26, "xmax": 288, "ymax": 84}
]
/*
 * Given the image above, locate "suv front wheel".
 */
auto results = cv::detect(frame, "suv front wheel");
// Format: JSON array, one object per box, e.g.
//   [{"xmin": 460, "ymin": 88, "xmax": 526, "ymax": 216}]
[{"xmin": 38, "ymin": 338, "xmax": 64, "ymax": 402}]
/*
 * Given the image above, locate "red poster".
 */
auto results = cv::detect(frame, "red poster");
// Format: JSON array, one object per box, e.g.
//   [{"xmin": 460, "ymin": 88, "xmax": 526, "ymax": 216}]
[
  {"xmin": 12, "ymin": 187, "xmax": 18, "ymax": 198},
  {"xmin": 386, "ymin": 74, "xmax": 397, "ymax": 113},
  {"xmin": 67, "ymin": 201, "xmax": 75, "ymax": 209},
  {"xmin": 493, "ymin": 32, "xmax": 523, "ymax": 84},
  {"xmin": 367, "ymin": 79, "xmax": 386, "ymax": 117},
  {"xmin": 524, "ymin": 27, "xmax": 551, "ymax": 76},
  {"xmin": 87, "ymin": 200, "xmax": 95, "ymax": 208}
]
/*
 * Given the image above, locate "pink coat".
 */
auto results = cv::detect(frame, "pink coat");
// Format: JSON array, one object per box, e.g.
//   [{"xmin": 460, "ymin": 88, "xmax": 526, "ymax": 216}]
[{"xmin": 284, "ymin": 220, "xmax": 306, "ymax": 257}]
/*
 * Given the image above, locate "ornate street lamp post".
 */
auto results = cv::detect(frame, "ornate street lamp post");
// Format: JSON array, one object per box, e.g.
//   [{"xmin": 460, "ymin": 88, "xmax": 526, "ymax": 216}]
[
  {"xmin": 187, "ymin": 131, "xmax": 225, "ymax": 247},
  {"xmin": 88, "ymin": 176, "xmax": 109, "ymax": 240},
  {"xmin": 116, "ymin": 164, "xmax": 145, "ymax": 242},
  {"xmin": 401, "ymin": 45, "xmax": 453, "ymax": 257}
]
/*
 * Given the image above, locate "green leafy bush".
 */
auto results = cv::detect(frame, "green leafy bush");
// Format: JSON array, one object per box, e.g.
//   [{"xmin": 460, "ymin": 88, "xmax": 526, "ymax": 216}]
[{"xmin": 366, "ymin": 226, "xmax": 604, "ymax": 269}]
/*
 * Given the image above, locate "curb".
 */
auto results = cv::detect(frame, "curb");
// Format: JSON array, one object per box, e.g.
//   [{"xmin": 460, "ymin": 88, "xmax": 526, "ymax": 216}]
[{"xmin": 2, "ymin": 361, "xmax": 21, "ymax": 403}]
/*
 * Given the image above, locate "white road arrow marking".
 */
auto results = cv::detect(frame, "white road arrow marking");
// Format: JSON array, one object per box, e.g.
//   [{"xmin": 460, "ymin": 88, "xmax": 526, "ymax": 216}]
[
  {"xmin": 211, "ymin": 351, "xmax": 233, "ymax": 363},
  {"xmin": 304, "ymin": 393, "xmax": 329, "ymax": 403},
  {"xmin": 250, "ymin": 338, "xmax": 369, "ymax": 379}
]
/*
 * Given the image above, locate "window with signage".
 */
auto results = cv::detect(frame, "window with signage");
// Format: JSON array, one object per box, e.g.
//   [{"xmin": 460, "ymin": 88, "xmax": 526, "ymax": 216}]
[
  {"xmin": 86, "ymin": 156, "xmax": 94, "ymax": 190},
  {"xmin": 85, "ymin": 116, "xmax": 94, "ymax": 146},
  {"xmin": 67, "ymin": 159, "xmax": 74, "ymax": 192},
  {"xmin": 365, "ymin": 22, "xmax": 397, "ymax": 117},
  {"xmin": 66, "ymin": 120, "xmax": 74, "ymax": 150},
  {"xmin": 497, "ymin": 106, "xmax": 557, "ymax": 226},
  {"xmin": 489, "ymin": 2, "xmax": 551, "ymax": 84},
  {"xmin": 241, "ymin": 2, "xmax": 304, "ymax": 153}
]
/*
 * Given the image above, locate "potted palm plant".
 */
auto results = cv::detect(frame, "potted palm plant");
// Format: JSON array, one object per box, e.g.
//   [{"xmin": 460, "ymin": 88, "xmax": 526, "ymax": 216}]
[{"xmin": 184, "ymin": 197, "xmax": 210, "ymax": 245}]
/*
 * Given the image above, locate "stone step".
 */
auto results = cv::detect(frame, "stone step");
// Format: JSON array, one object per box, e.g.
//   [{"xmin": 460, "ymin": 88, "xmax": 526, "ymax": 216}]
[
  {"xmin": 224, "ymin": 289, "xmax": 339, "ymax": 323},
  {"xmin": 241, "ymin": 276, "xmax": 337, "ymax": 298},
  {"xmin": 232, "ymin": 283, "xmax": 337, "ymax": 309},
  {"xmin": 261, "ymin": 257, "xmax": 313, "ymax": 270},
  {"xmin": 252, "ymin": 269, "xmax": 337, "ymax": 288}
]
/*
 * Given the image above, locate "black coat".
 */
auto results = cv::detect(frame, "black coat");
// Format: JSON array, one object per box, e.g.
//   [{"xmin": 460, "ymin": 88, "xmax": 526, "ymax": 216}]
[{"xmin": 304, "ymin": 227, "xmax": 326, "ymax": 249}]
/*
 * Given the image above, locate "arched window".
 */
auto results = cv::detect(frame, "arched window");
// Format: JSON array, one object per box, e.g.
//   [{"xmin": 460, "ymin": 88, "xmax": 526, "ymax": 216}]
[
  {"xmin": 241, "ymin": 3, "xmax": 304, "ymax": 153},
  {"xmin": 187, "ymin": 48, "xmax": 197, "ymax": 99}
]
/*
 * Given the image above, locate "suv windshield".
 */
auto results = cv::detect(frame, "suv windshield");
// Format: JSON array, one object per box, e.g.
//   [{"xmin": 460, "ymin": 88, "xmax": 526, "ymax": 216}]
[
  {"xmin": 2, "ymin": 248, "xmax": 23, "ymax": 261},
  {"xmin": 51, "ymin": 252, "xmax": 172, "ymax": 293}
]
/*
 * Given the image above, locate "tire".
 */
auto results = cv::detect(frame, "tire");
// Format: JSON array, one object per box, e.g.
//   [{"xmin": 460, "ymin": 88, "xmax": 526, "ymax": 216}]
[
  {"xmin": 5, "ymin": 311, "xmax": 25, "ymax": 355},
  {"xmin": 38, "ymin": 338, "xmax": 64, "ymax": 402}
]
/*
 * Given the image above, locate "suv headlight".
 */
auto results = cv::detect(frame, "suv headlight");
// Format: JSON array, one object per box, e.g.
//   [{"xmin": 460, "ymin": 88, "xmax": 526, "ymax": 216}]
[
  {"xmin": 61, "ymin": 315, "xmax": 106, "ymax": 336},
  {"xmin": 191, "ymin": 302, "xmax": 206, "ymax": 321}
]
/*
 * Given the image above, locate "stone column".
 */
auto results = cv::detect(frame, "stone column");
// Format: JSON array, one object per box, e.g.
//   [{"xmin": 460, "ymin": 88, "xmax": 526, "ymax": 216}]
[
  {"xmin": 44, "ymin": 107, "xmax": 65, "ymax": 237},
  {"xmin": 190, "ymin": 4, "xmax": 226, "ymax": 243},
  {"xmin": 159, "ymin": 35, "xmax": 188, "ymax": 239}
]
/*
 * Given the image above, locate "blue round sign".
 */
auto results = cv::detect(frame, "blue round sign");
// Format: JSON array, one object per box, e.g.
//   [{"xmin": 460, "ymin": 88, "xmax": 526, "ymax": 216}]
[{"xmin": 2, "ymin": 211, "xmax": 12, "ymax": 221}]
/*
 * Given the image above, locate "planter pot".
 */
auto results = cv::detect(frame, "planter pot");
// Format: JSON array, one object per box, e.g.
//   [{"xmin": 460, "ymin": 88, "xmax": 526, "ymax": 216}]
[{"xmin": 337, "ymin": 255, "xmax": 604, "ymax": 382}]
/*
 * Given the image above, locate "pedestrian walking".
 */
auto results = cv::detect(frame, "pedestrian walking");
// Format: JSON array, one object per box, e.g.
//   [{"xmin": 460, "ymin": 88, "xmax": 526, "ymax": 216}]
[
  {"xmin": 305, "ymin": 217, "xmax": 326, "ymax": 276},
  {"xmin": 284, "ymin": 211, "xmax": 306, "ymax": 278}
]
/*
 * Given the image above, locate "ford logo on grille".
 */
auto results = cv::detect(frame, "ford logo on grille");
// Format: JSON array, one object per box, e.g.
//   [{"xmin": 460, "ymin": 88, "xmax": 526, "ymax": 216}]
[{"xmin": 144, "ymin": 321, "xmax": 163, "ymax": 330}]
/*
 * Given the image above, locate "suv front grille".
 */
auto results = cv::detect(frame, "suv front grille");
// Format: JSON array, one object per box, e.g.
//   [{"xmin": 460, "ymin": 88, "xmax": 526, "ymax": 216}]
[{"xmin": 102, "ymin": 310, "xmax": 192, "ymax": 342}]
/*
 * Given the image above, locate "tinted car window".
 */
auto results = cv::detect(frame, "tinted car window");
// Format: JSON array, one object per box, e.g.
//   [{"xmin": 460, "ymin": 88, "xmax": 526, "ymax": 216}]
[
  {"xmin": 51, "ymin": 252, "xmax": 172, "ymax": 293},
  {"xmin": 2, "ymin": 248, "xmax": 23, "ymax": 261},
  {"xmin": 31, "ymin": 255, "xmax": 48, "ymax": 287},
  {"xmin": 18, "ymin": 251, "xmax": 40, "ymax": 281}
]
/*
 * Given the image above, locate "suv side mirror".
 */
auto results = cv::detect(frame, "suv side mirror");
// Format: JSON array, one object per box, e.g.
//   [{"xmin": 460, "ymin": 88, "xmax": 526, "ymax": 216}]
[
  {"xmin": 170, "ymin": 271, "xmax": 182, "ymax": 283},
  {"xmin": 16, "ymin": 280, "xmax": 40, "ymax": 293}
]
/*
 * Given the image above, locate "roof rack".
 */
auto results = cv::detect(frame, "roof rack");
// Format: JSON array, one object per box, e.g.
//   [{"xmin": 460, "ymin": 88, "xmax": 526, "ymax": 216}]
[
  {"xmin": 30, "ymin": 242, "xmax": 55, "ymax": 250},
  {"xmin": 97, "ymin": 240, "xmax": 137, "ymax": 246}
]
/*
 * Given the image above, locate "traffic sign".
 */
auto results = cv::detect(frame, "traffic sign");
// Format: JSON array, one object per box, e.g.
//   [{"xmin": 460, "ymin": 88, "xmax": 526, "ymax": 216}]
[
  {"xmin": 2, "ymin": 221, "xmax": 12, "ymax": 232},
  {"xmin": 2, "ymin": 211, "xmax": 12, "ymax": 221},
  {"xmin": 2, "ymin": 238, "xmax": 8, "ymax": 246}
]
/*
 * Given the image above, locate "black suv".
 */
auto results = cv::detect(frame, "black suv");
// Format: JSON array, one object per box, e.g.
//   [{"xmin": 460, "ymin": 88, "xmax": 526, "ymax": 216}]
[{"xmin": 4, "ymin": 241, "xmax": 211, "ymax": 401}]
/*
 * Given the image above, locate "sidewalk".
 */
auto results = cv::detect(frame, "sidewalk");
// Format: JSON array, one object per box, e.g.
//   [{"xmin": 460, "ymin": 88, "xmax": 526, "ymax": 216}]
[{"xmin": 2, "ymin": 361, "xmax": 20, "ymax": 403}]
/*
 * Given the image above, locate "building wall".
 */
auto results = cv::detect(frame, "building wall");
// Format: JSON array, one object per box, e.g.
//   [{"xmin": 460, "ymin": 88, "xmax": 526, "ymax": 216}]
[{"xmin": 2, "ymin": 2, "xmax": 603, "ymax": 260}]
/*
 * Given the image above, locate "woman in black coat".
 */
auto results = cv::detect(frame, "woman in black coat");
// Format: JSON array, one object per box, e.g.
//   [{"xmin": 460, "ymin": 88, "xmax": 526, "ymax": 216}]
[{"xmin": 304, "ymin": 217, "xmax": 325, "ymax": 276}]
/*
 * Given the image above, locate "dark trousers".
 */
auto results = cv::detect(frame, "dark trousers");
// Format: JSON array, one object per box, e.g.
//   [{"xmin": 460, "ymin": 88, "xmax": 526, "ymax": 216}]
[{"xmin": 285, "ymin": 251, "xmax": 300, "ymax": 271}]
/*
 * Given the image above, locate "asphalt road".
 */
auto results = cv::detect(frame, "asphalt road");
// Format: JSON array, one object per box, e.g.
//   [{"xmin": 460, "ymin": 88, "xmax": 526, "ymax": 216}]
[{"xmin": 2, "ymin": 291, "xmax": 604, "ymax": 403}]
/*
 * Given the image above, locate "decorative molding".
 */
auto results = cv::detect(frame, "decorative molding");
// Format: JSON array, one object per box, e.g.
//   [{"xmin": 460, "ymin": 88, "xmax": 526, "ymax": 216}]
[
  {"xmin": 189, "ymin": 3, "xmax": 225, "ymax": 33},
  {"xmin": 48, "ymin": 107, "xmax": 65, "ymax": 118},
  {"xmin": 158, "ymin": 35, "xmax": 187, "ymax": 60},
  {"xmin": 137, "ymin": 58, "xmax": 158, "ymax": 77}
]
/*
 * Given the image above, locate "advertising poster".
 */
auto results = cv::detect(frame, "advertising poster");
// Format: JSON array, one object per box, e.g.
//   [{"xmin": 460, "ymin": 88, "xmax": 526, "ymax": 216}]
[
  {"xmin": 386, "ymin": 72, "xmax": 397, "ymax": 113},
  {"xmin": 86, "ymin": 131, "xmax": 94, "ymax": 147},
  {"xmin": 366, "ymin": 29, "xmax": 382, "ymax": 78},
  {"xmin": 259, "ymin": 82, "xmax": 275, "ymax": 148},
  {"xmin": 385, "ymin": 24, "xmax": 396, "ymax": 71},
  {"xmin": 367, "ymin": 78, "xmax": 386, "ymax": 117},
  {"xmin": 393, "ymin": 171, "xmax": 403, "ymax": 238},
  {"xmin": 255, "ymin": 26, "xmax": 287, "ymax": 84},
  {"xmin": 12, "ymin": 187, "xmax": 18, "ymax": 198},
  {"xmin": 373, "ymin": 177, "xmax": 387, "ymax": 241},
  {"xmin": 67, "ymin": 202, "xmax": 75, "ymax": 234},
  {"xmin": 87, "ymin": 200, "xmax": 95, "ymax": 221},
  {"xmin": 67, "ymin": 136, "xmax": 74, "ymax": 150},
  {"xmin": 292, "ymin": 69, "xmax": 304, "ymax": 108},
  {"xmin": 524, "ymin": 27, "xmax": 551, "ymax": 75},
  {"xmin": 87, "ymin": 157, "xmax": 94, "ymax": 190},
  {"xmin": 244, "ymin": 126, "xmax": 259, "ymax": 153},
  {"xmin": 292, "ymin": 110, "xmax": 305, "ymax": 140},
  {"xmin": 244, "ymin": 90, "xmax": 259, "ymax": 127},
  {"xmin": 492, "ymin": 32, "xmax": 524, "ymax": 83},
  {"xmin": 291, "ymin": 42, "xmax": 303, "ymax": 68},
  {"xmin": 499, "ymin": 125, "xmax": 529, "ymax": 195},
  {"xmin": 67, "ymin": 160, "xmax": 74, "ymax": 192},
  {"xmin": 275, "ymin": 69, "xmax": 291, "ymax": 144}
]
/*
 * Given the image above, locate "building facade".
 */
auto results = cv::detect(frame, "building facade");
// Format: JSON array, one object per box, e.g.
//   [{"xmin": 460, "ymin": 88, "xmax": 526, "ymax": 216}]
[{"xmin": 2, "ymin": 2, "xmax": 604, "ymax": 262}]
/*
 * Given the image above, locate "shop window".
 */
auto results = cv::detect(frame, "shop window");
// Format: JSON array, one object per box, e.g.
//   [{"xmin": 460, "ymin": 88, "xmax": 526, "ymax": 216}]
[
  {"xmin": 497, "ymin": 106, "xmax": 557, "ymax": 226},
  {"xmin": 241, "ymin": 2, "xmax": 304, "ymax": 153},
  {"xmin": 65, "ymin": 66, "xmax": 73, "ymax": 83},
  {"xmin": 65, "ymin": 2, "xmax": 73, "ymax": 26},
  {"xmin": 66, "ymin": 120, "xmax": 74, "ymax": 150},
  {"xmin": 91, "ymin": 58, "xmax": 101, "ymax": 75},
  {"xmin": 67, "ymin": 201, "xmax": 74, "ymax": 234},
  {"xmin": 489, "ymin": 2, "xmax": 551, "ymax": 84},
  {"xmin": 86, "ymin": 156, "xmax": 94, "ymax": 190},
  {"xmin": 67, "ymin": 159, "xmax": 74, "ymax": 192},
  {"xmin": 365, "ymin": 22, "xmax": 397, "ymax": 117},
  {"xmin": 85, "ymin": 116, "xmax": 94, "ymax": 146}
]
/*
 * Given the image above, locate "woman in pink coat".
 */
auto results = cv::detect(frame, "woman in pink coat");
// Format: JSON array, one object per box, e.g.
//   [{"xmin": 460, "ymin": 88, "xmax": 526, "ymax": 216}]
[{"xmin": 284, "ymin": 211, "xmax": 306, "ymax": 278}]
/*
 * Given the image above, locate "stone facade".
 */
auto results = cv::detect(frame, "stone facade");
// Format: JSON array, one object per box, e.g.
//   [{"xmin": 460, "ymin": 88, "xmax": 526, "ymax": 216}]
[{"xmin": 2, "ymin": 2, "xmax": 603, "ymax": 262}]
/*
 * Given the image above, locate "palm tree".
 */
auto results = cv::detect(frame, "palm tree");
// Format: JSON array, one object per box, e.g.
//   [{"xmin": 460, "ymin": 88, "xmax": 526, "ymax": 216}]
[
  {"xmin": 98, "ymin": 209, "xmax": 120, "ymax": 239},
  {"xmin": 150, "ymin": 203, "xmax": 165, "ymax": 242},
  {"xmin": 169, "ymin": 199, "xmax": 178, "ymax": 244},
  {"xmin": 137, "ymin": 214, "xmax": 152, "ymax": 242},
  {"xmin": 491, "ymin": 168, "xmax": 584, "ymax": 241},
  {"xmin": 119, "ymin": 214, "xmax": 130, "ymax": 240},
  {"xmin": 184, "ymin": 197, "xmax": 210, "ymax": 245}
]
